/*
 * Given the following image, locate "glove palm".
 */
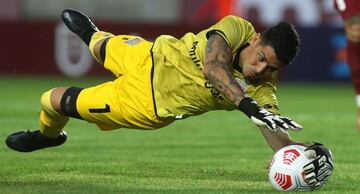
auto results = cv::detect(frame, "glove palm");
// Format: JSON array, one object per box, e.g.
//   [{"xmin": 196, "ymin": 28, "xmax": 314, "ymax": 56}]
[{"xmin": 303, "ymin": 143, "xmax": 334, "ymax": 189}]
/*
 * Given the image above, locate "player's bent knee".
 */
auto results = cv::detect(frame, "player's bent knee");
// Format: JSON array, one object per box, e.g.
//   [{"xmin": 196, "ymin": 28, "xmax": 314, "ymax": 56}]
[
  {"xmin": 99, "ymin": 38, "xmax": 110, "ymax": 62},
  {"xmin": 41, "ymin": 89, "xmax": 61, "ymax": 117},
  {"xmin": 60, "ymin": 87, "xmax": 84, "ymax": 120},
  {"xmin": 89, "ymin": 31, "xmax": 114, "ymax": 63}
]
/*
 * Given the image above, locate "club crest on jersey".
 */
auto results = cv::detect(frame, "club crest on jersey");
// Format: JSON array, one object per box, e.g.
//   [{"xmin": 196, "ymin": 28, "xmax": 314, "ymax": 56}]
[{"xmin": 124, "ymin": 38, "xmax": 142, "ymax": 45}]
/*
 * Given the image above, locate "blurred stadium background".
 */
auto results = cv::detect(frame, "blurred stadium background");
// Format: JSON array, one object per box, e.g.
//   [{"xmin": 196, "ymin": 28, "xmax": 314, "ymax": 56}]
[{"xmin": 0, "ymin": 0, "xmax": 350, "ymax": 82}]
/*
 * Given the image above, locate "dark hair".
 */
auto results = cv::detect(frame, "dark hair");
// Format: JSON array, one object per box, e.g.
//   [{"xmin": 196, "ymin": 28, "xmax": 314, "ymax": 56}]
[{"xmin": 260, "ymin": 21, "xmax": 300, "ymax": 66}]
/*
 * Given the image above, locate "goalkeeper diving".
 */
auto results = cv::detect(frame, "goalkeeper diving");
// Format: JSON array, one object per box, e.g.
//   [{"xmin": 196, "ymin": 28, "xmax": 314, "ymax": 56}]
[{"xmin": 5, "ymin": 9, "xmax": 333, "ymax": 190}]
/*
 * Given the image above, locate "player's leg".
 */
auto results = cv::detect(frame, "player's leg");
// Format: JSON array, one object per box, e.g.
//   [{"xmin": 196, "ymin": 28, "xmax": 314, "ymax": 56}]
[
  {"xmin": 89, "ymin": 32, "xmax": 113, "ymax": 64},
  {"xmin": 62, "ymin": 9, "xmax": 98, "ymax": 46},
  {"xmin": 6, "ymin": 88, "xmax": 70, "ymax": 152},
  {"xmin": 62, "ymin": 9, "xmax": 114, "ymax": 67},
  {"xmin": 344, "ymin": 15, "xmax": 360, "ymax": 130}
]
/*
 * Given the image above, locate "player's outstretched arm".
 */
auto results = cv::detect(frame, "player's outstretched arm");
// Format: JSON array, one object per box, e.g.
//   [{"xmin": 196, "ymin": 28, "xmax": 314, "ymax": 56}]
[
  {"xmin": 203, "ymin": 34, "xmax": 302, "ymax": 131},
  {"xmin": 258, "ymin": 126, "xmax": 297, "ymax": 151},
  {"xmin": 203, "ymin": 34, "xmax": 244, "ymax": 106}
]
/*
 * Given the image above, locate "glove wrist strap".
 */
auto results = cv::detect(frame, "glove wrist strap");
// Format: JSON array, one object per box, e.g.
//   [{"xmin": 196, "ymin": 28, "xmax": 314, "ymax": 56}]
[{"xmin": 238, "ymin": 97, "xmax": 259, "ymax": 118}]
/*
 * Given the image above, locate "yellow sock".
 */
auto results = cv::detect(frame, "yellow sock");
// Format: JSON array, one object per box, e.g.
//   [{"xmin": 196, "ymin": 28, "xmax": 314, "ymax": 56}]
[
  {"xmin": 39, "ymin": 89, "xmax": 69, "ymax": 138},
  {"xmin": 89, "ymin": 31, "xmax": 114, "ymax": 63}
]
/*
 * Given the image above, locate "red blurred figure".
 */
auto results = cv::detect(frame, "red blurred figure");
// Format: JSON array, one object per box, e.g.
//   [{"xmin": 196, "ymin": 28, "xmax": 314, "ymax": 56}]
[
  {"xmin": 283, "ymin": 7, "xmax": 298, "ymax": 26},
  {"xmin": 246, "ymin": 6, "xmax": 266, "ymax": 32},
  {"xmin": 184, "ymin": 0, "xmax": 235, "ymax": 23},
  {"xmin": 215, "ymin": 0, "xmax": 235, "ymax": 20},
  {"xmin": 334, "ymin": 0, "xmax": 360, "ymax": 130}
]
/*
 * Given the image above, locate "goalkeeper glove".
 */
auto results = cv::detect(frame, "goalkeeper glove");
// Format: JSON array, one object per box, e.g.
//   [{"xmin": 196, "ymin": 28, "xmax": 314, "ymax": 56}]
[
  {"xmin": 238, "ymin": 97, "xmax": 302, "ymax": 131},
  {"xmin": 303, "ymin": 143, "xmax": 334, "ymax": 189}
]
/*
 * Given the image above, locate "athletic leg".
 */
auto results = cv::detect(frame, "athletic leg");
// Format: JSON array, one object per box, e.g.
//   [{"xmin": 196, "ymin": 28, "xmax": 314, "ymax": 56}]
[
  {"xmin": 39, "ymin": 87, "xmax": 70, "ymax": 138},
  {"xmin": 61, "ymin": 9, "xmax": 98, "ymax": 46},
  {"xmin": 6, "ymin": 87, "xmax": 70, "ymax": 152},
  {"xmin": 344, "ymin": 15, "xmax": 360, "ymax": 130},
  {"xmin": 62, "ymin": 9, "xmax": 114, "ymax": 66},
  {"xmin": 7, "ymin": 9, "xmax": 117, "ymax": 152},
  {"xmin": 89, "ymin": 32, "xmax": 112, "ymax": 64}
]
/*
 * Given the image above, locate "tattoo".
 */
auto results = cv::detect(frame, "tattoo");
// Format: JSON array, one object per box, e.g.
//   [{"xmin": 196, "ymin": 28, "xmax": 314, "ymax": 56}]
[
  {"xmin": 205, "ymin": 36, "xmax": 215, "ymax": 54},
  {"xmin": 204, "ymin": 34, "xmax": 245, "ymax": 106}
]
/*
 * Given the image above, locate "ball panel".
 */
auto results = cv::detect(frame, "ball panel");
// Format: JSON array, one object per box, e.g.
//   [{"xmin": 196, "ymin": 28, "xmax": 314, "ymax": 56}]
[{"xmin": 268, "ymin": 145, "xmax": 313, "ymax": 191}]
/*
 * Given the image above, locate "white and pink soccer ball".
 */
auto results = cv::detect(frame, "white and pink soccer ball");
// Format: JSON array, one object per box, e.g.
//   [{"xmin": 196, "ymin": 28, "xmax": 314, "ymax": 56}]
[{"xmin": 268, "ymin": 145, "xmax": 313, "ymax": 191}]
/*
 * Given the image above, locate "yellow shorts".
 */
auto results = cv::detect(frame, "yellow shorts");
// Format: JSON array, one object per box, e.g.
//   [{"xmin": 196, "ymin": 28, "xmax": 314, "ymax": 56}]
[{"xmin": 76, "ymin": 33, "xmax": 172, "ymax": 130}]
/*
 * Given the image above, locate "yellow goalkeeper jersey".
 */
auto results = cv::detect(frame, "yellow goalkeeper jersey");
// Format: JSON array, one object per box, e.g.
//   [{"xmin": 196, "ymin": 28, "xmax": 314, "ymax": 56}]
[{"xmin": 151, "ymin": 15, "xmax": 279, "ymax": 119}]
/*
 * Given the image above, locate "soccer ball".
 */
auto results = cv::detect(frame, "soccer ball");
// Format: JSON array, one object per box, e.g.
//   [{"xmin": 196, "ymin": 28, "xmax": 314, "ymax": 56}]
[{"xmin": 268, "ymin": 145, "xmax": 313, "ymax": 191}]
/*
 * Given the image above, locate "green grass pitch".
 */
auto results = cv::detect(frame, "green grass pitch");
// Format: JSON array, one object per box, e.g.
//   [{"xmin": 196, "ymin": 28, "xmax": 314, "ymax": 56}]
[{"xmin": 0, "ymin": 75, "xmax": 359, "ymax": 194}]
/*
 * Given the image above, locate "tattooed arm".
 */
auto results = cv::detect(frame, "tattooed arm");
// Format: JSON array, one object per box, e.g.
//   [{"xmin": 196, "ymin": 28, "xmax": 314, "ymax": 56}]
[
  {"xmin": 203, "ymin": 34, "xmax": 302, "ymax": 132},
  {"xmin": 203, "ymin": 34, "xmax": 245, "ymax": 106}
]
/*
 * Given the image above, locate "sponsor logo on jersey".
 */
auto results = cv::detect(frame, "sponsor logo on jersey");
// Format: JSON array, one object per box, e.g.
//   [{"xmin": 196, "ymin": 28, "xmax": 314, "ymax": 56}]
[
  {"xmin": 124, "ymin": 37, "xmax": 142, "ymax": 45},
  {"xmin": 189, "ymin": 41, "xmax": 202, "ymax": 70}
]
